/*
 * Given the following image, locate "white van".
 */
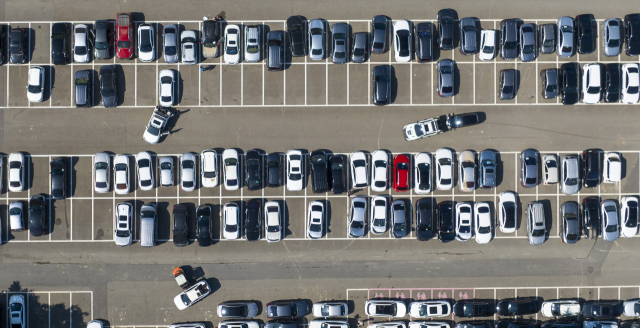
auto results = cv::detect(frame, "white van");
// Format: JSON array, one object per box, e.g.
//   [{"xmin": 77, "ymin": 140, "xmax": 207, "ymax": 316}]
[{"xmin": 140, "ymin": 203, "xmax": 158, "ymax": 247}]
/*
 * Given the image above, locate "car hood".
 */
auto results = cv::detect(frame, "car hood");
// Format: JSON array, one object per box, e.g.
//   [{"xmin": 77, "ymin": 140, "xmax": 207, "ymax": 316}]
[
  {"xmin": 603, "ymin": 229, "xmax": 619, "ymax": 241},
  {"xmin": 11, "ymin": 53, "xmax": 25, "ymax": 63},
  {"xmin": 375, "ymin": 81, "xmax": 389, "ymax": 101},
  {"xmin": 245, "ymin": 227, "xmax": 260, "ymax": 241},
  {"xmin": 95, "ymin": 47, "xmax": 109, "ymax": 59},
  {"xmin": 564, "ymin": 92, "xmax": 579, "ymax": 105},
  {"xmin": 102, "ymin": 94, "xmax": 117, "ymax": 107},
  {"xmin": 350, "ymin": 225, "xmax": 365, "ymax": 237},
  {"xmin": 173, "ymin": 232, "xmax": 189, "ymax": 246},
  {"xmin": 266, "ymin": 231, "xmax": 280, "ymax": 241},
  {"xmin": 115, "ymin": 234, "xmax": 131, "ymax": 246},
  {"xmin": 503, "ymin": 47, "xmax": 517, "ymax": 59},
  {"xmin": 530, "ymin": 234, "xmax": 546, "ymax": 245}
]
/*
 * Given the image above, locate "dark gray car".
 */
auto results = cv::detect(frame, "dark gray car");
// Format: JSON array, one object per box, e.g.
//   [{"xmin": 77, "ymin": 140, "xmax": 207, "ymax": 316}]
[
  {"xmin": 604, "ymin": 18, "xmax": 623, "ymax": 57},
  {"xmin": 437, "ymin": 59, "xmax": 454, "ymax": 97},
  {"xmin": 264, "ymin": 322, "xmax": 298, "ymax": 328},
  {"xmin": 93, "ymin": 20, "xmax": 111, "ymax": 60},
  {"xmin": 100, "ymin": 65, "xmax": 117, "ymax": 107},
  {"xmin": 372, "ymin": 65, "xmax": 390, "ymax": 105},
  {"xmin": 331, "ymin": 23, "xmax": 349, "ymax": 64},
  {"xmin": 266, "ymin": 31, "xmax": 284, "ymax": 71},
  {"xmin": 267, "ymin": 153, "xmax": 282, "ymax": 188},
  {"xmin": 540, "ymin": 68, "xmax": 559, "ymax": 99},
  {"xmin": 10, "ymin": 28, "xmax": 27, "ymax": 64},
  {"xmin": 371, "ymin": 15, "xmax": 388, "ymax": 54},
  {"xmin": 539, "ymin": 24, "xmax": 556, "ymax": 54},
  {"xmin": 74, "ymin": 70, "xmax": 91, "ymax": 108},
  {"xmin": 478, "ymin": 150, "xmax": 496, "ymax": 189},
  {"xmin": 415, "ymin": 22, "xmax": 434, "ymax": 62},
  {"xmin": 521, "ymin": 149, "xmax": 539, "ymax": 188},
  {"xmin": 266, "ymin": 301, "xmax": 309, "ymax": 318},
  {"xmin": 519, "ymin": 23, "xmax": 537, "ymax": 62},
  {"xmin": 438, "ymin": 9, "xmax": 455, "ymax": 50},
  {"xmin": 562, "ymin": 201, "xmax": 580, "ymax": 244},
  {"xmin": 499, "ymin": 69, "xmax": 516, "ymax": 100},
  {"xmin": 459, "ymin": 17, "xmax": 479, "ymax": 55},
  {"xmin": 352, "ymin": 32, "xmax": 367, "ymax": 63},
  {"xmin": 501, "ymin": 19, "xmax": 519, "ymax": 60},
  {"xmin": 163, "ymin": 24, "xmax": 179, "ymax": 63},
  {"xmin": 50, "ymin": 158, "xmax": 66, "ymax": 200}
]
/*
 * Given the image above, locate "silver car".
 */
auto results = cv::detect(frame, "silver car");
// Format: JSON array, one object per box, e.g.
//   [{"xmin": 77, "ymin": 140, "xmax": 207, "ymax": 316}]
[
  {"xmin": 557, "ymin": 16, "xmax": 575, "ymax": 58},
  {"xmin": 561, "ymin": 201, "xmax": 580, "ymax": 244},
  {"xmin": 309, "ymin": 19, "xmax": 326, "ymax": 60},
  {"xmin": 478, "ymin": 150, "xmax": 496, "ymax": 189},
  {"xmin": 527, "ymin": 201, "xmax": 547, "ymax": 245},
  {"xmin": 601, "ymin": 199, "xmax": 619, "ymax": 242},
  {"xmin": 331, "ymin": 23, "xmax": 349, "ymax": 64},
  {"xmin": 603, "ymin": 19, "xmax": 623, "ymax": 57},
  {"xmin": 352, "ymin": 32, "xmax": 367, "ymax": 63},
  {"xmin": 160, "ymin": 156, "xmax": 174, "ymax": 187},
  {"xmin": 519, "ymin": 23, "xmax": 537, "ymax": 62},
  {"xmin": 390, "ymin": 200, "xmax": 407, "ymax": 238},
  {"xmin": 163, "ymin": 24, "xmax": 179, "ymax": 63},
  {"xmin": 561, "ymin": 155, "xmax": 580, "ymax": 195},
  {"xmin": 349, "ymin": 196, "xmax": 367, "ymax": 238},
  {"xmin": 539, "ymin": 23, "xmax": 556, "ymax": 54},
  {"xmin": 437, "ymin": 59, "xmax": 454, "ymax": 97},
  {"xmin": 520, "ymin": 149, "xmax": 538, "ymax": 188}
]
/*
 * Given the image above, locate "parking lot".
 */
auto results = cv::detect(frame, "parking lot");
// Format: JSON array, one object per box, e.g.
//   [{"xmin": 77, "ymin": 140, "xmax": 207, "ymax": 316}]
[{"xmin": 0, "ymin": 291, "xmax": 92, "ymax": 328}]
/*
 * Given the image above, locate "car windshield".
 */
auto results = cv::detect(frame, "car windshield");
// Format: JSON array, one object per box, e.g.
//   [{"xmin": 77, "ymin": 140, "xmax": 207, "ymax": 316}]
[
  {"xmin": 523, "ymin": 44, "xmax": 534, "ymax": 53},
  {"xmin": 95, "ymin": 40, "xmax": 108, "ymax": 50},
  {"xmin": 267, "ymin": 225, "xmax": 279, "ymax": 232},
  {"xmin": 543, "ymin": 39, "xmax": 554, "ymax": 47},
  {"xmin": 532, "ymin": 229, "xmax": 545, "ymax": 237},
  {"xmin": 138, "ymin": 159, "xmax": 150, "ymax": 168},
  {"xmin": 182, "ymin": 160, "xmax": 194, "ymax": 169},
  {"xmin": 75, "ymin": 45, "xmax": 87, "ymax": 55},
  {"xmin": 440, "ymin": 66, "xmax": 452, "ymax": 74},
  {"xmin": 354, "ymin": 47, "xmax": 365, "ymax": 56},
  {"xmin": 309, "ymin": 224, "xmax": 322, "ymax": 232},
  {"xmin": 373, "ymin": 42, "xmax": 384, "ymax": 49},
  {"xmin": 479, "ymin": 226, "xmax": 491, "ymax": 233},
  {"xmin": 561, "ymin": 26, "xmax": 573, "ymax": 33},
  {"xmin": 502, "ymin": 86, "xmax": 513, "ymax": 94},
  {"xmin": 28, "ymin": 85, "xmax": 41, "ymax": 94},
  {"xmin": 566, "ymin": 178, "xmax": 578, "ymax": 186},
  {"xmin": 562, "ymin": 46, "xmax": 572, "ymax": 53},
  {"xmin": 246, "ymin": 44, "xmax": 260, "ymax": 53},
  {"xmin": 394, "ymin": 223, "xmax": 406, "ymax": 231},
  {"xmin": 483, "ymin": 45, "xmax": 494, "ymax": 53},
  {"xmin": 397, "ymin": 162, "xmax": 408, "ymax": 170},
  {"xmin": 227, "ymin": 46, "xmax": 238, "ymax": 54},
  {"xmin": 95, "ymin": 162, "xmax": 108, "ymax": 170},
  {"xmin": 351, "ymin": 221, "xmax": 364, "ymax": 229},
  {"xmin": 505, "ymin": 41, "xmax": 517, "ymax": 49},
  {"xmin": 587, "ymin": 86, "xmax": 600, "ymax": 94},
  {"xmin": 180, "ymin": 294, "xmax": 192, "ymax": 306},
  {"xmin": 626, "ymin": 202, "xmax": 638, "ymax": 227},
  {"xmin": 376, "ymin": 75, "xmax": 389, "ymax": 82},
  {"xmin": 115, "ymin": 163, "xmax": 127, "ymax": 172},
  {"xmin": 606, "ymin": 223, "xmax": 618, "ymax": 232},
  {"xmin": 118, "ymin": 41, "xmax": 131, "ymax": 48},
  {"xmin": 225, "ymin": 158, "xmax": 237, "ymax": 166},
  {"xmin": 115, "ymin": 229, "xmax": 130, "ymax": 237},
  {"xmin": 374, "ymin": 218, "xmax": 385, "ymax": 226},
  {"xmin": 146, "ymin": 125, "xmax": 160, "ymax": 136},
  {"xmin": 609, "ymin": 39, "xmax": 620, "ymax": 47},
  {"xmin": 628, "ymin": 86, "xmax": 639, "ymax": 94},
  {"xmin": 9, "ymin": 207, "xmax": 21, "ymax": 215},
  {"xmin": 546, "ymin": 83, "xmax": 558, "ymax": 92}
]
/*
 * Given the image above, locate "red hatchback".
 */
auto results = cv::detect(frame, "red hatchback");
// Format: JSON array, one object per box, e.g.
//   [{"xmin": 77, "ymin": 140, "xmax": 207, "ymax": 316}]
[
  {"xmin": 393, "ymin": 154, "xmax": 410, "ymax": 192},
  {"xmin": 116, "ymin": 13, "xmax": 134, "ymax": 59}
]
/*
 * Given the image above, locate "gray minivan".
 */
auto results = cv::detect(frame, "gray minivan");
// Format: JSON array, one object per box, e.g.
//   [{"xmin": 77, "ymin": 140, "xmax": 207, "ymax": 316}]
[
  {"xmin": 266, "ymin": 31, "xmax": 283, "ymax": 71},
  {"xmin": 140, "ymin": 203, "xmax": 158, "ymax": 247}
]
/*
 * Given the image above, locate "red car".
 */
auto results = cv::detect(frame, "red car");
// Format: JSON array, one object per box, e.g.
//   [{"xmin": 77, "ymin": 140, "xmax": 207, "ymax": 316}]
[
  {"xmin": 393, "ymin": 154, "xmax": 410, "ymax": 192},
  {"xmin": 116, "ymin": 13, "xmax": 134, "ymax": 59}
]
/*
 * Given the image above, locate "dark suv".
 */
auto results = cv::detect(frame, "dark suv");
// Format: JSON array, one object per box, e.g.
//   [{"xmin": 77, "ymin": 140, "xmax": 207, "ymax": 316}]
[
  {"xmin": 437, "ymin": 9, "xmax": 455, "ymax": 50},
  {"xmin": 496, "ymin": 298, "xmax": 539, "ymax": 316},
  {"xmin": 310, "ymin": 150, "xmax": 328, "ymax": 193},
  {"xmin": 9, "ymin": 28, "xmax": 27, "ymax": 64},
  {"xmin": 329, "ymin": 155, "xmax": 345, "ymax": 194},
  {"xmin": 561, "ymin": 62, "xmax": 580, "ymax": 105},
  {"xmin": 245, "ymin": 149, "xmax": 262, "ymax": 191},
  {"xmin": 501, "ymin": 19, "xmax": 519, "ymax": 60},
  {"xmin": 266, "ymin": 31, "xmax": 284, "ymax": 71},
  {"xmin": 576, "ymin": 14, "xmax": 597, "ymax": 54},
  {"xmin": 287, "ymin": 15, "xmax": 307, "ymax": 57},
  {"xmin": 625, "ymin": 14, "xmax": 640, "ymax": 56},
  {"xmin": 582, "ymin": 149, "xmax": 600, "ymax": 188},
  {"xmin": 437, "ymin": 201, "xmax": 455, "ymax": 242},
  {"xmin": 266, "ymin": 153, "xmax": 282, "ymax": 188},
  {"xmin": 453, "ymin": 300, "xmax": 495, "ymax": 317},
  {"xmin": 51, "ymin": 23, "xmax": 68, "ymax": 65},
  {"xmin": 605, "ymin": 63, "xmax": 621, "ymax": 103}
]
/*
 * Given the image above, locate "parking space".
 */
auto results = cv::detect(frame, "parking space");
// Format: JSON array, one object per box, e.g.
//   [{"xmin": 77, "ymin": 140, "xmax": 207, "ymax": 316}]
[{"xmin": 0, "ymin": 291, "xmax": 93, "ymax": 328}]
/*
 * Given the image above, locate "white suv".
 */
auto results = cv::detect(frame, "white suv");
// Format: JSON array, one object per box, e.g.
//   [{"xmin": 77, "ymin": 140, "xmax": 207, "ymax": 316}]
[{"xmin": 350, "ymin": 151, "xmax": 369, "ymax": 189}]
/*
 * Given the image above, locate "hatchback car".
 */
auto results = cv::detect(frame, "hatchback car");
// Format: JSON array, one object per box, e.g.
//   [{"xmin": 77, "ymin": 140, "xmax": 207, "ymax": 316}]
[
  {"xmin": 307, "ymin": 201, "xmax": 325, "ymax": 239},
  {"xmin": 181, "ymin": 30, "xmax": 198, "ymax": 64},
  {"xmin": 223, "ymin": 202, "xmax": 241, "ymax": 240},
  {"xmin": 286, "ymin": 150, "xmax": 304, "ymax": 191},
  {"xmin": 416, "ymin": 199, "xmax": 434, "ymax": 241},
  {"xmin": 265, "ymin": 201, "xmax": 282, "ymax": 242},
  {"xmin": 576, "ymin": 14, "xmax": 597, "ymax": 54},
  {"xmin": 218, "ymin": 301, "xmax": 259, "ymax": 319},
  {"xmin": 349, "ymin": 196, "xmax": 367, "ymax": 238},
  {"xmin": 519, "ymin": 23, "xmax": 537, "ymax": 61},
  {"xmin": 557, "ymin": 16, "xmax": 575, "ymax": 57},
  {"xmin": 543, "ymin": 154, "xmax": 558, "ymax": 185},
  {"xmin": 201, "ymin": 149, "xmax": 218, "ymax": 188},
  {"xmin": 582, "ymin": 149, "xmax": 600, "ymax": 188},
  {"xmin": 224, "ymin": 25, "xmax": 241, "ymax": 64},
  {"xmin": 527, "ymin": 201, "xmax": 547, "ymax": 245},
  {"xmin": 561, "ymin": 155, "xmax": 580, "ymax": 195},
  {"xmin": 94, "ymin": 152, "xmax": 110, "ymax": 193},
  {"xmin": 458, "ymin": 151, "xmax": 476, "ymax": 192},
  {"xmin": 365, "ymin": 300, "xmax": 407, "ymax": 317},
  {"xmin": 414, "ymin": 152, "xmax": 432, "ymax": 194},
  {"xmin": 371, "ymin": 15, "xmax": 389, "ymax": 54},
  {"xmin": 74, "ymin": 24, "xmax": 90, "ymax": 63},
  {"xmin": 136, "ymin": 151, "xmax": 155, "ymax": 191},
  {"xmin": 352, "ymin": 32, "xmax": 368, "ymax": 63},
  {"xmin": 500, "ymin": 19, "xmax": 519, "ymax": 60},
  {"xmin": 223, "ymin": 149, "xmax": 239, "ymax": 190},
  {"xmin": 438, "ymin": 201, "xmax": 456, "ymax": 242},
  {"xmin": 394, "ymin": 20, "xmax": 412, "ymax": 62},
  {"xmin": 10, "ymin": 28, "xmax": 27, "ymax": 64},
  {"xmin": 245, "ymin": 150, "xmax": 262, "ymax": 191},
  {"xmin": 372, "ymin": 65, "xmax": 391, "ymax": 105},
  {"xmin": 244, "ymin": 25, "xmax": 261, "ymax": 62},
  {"xmin": 74, "ymin": 70, "xmax": 92, "ymax": 107},
  {"xmin": 391, "ymin": 200, "xmax": 408, "ymax": 238},
  {"xmin": 180, "ymin": 153, "xmax": 196, "ymax": 192},
  {"xmin": 604, "ymin": 19, "xmax": 623, "ymax": 56},
  {"xmin": 438, "ymin": 9, "xmax": 455, "ymax": 50},
  {"xmin": 582, "ymin": 63, "xmax": 602, "ymax": 104},
  {"xmin": 371, "ymin": 150, "xmax": 388, "ymax": 192},
  {"xmin": 51, "ymin": 23, "xmax": 68, "ymax": 65},
  {"xmin": 499, "ymin": 69, "xmax": 516, "ymax": 100},
  {"xmin": 625, "ymin": 14, "xmax": 640, "ymax": 56},
  {"xmin": 459, "ymin": 17, "xmax": 479, "ymax": 55},
  {"xmin": 478, "ymin": 150, "xmax": 496, "ymax": 189},
  {"xmin": 455, "ymin": 202, "xmax": 473, "ymax": 241},
  {"xmin": 370, "ymin": 196, "xmax": 388, "ymax": 235},
  {"xmin": 160, "ymin": 156, "xmax": 174, "ymax": 187},
  {"xmin": 496, "ymin": 298, "xmax": 539, "ymax": 316},
  {"xmin": 267, "ymin": 300, "xmax": 309, "ymax": 318},
  {"xmin": 27, "ymin": 66, "xmax": 45, "ymax": 103},
  {"xmin": 583, "ymin": 197, "xmax": 601, "ymax": 239},
  {"xmin": 350, "ymin": 151, "xmax": 369, "ymax": 189},
  {"xmin": 453, "ymin": 301, "xmax": 495, "ymax": 317},
  {"xmin": 539, "ymin": 23, "xmax": 556, "ymax": 54},
  {"xmin": 313, "ymin": 302, "xmax": 348, "ymax": 317},
  {"xmin": 287, "ymin": 15, "xmax": 307, "ymax": 57},
  {"xmin": 158, "ymin": 69, "xmax": 175, "ymax": 107},
  {"xmin": 601, "ymin": 199, "xmax": 619, "ymax": 242},
  {"xmin": 266, "ymin": 31, "xmax": 284, "ymax": 71},
  {"xmin": 540, "ymin": 68, "xmax": 559, "ymax": 99},
  {"xmin": 622, "ymin": 63, "xmax": 640, "ymax": 103},
  {"xmin": 331, "ymin": 23, "xmax": 349, "ymax": 64},
  {"xmin": 100, "ymin": 65, "xmax": 118, "ymax": 107},
  {"xmin": 409, "ymin": 300, "xmax": 451, "ymax": 318},
  {"xmin": 393, "ymin": 155, "xmax": 409, "ymax": 192},
  {"xmin": 138, "ymin": 24, "xmax": 155, "ymax": 62},
  {"xmin": 436, "ymin": 148, "xmax": 454, "ymax": 190},
  {"xmin": 603, "ymin": 152, "xmax": 622, "ymax": 183},
  {"xmin": 561, "ymin": 62, "xmax": 580, "ymax": 105},
  {"xmin": 29, "ymin": 195, "xmax": 47, "ymax": 236},
  {"xmin": 113, "ymin": 154, "xmax": 129, "ymax": 195},
  {"xmin": 415, "ymin": 22, "xmax": 434, "ymax": 62},
  {"xmin": 521, "ymin": 149, "xmax": 539, "ymax": 188},
  {"xmin": 244, "ymin": 199, "xmax": 262, "ymax": 241},
  {"xmin": 604, "ymin": 63, "xmax": 621, "ymax": 103},
  {"xmin": 474, "ymin": 202, "xmax": 492, "ymax": 244},
  {"xmin": 479, "ymin": 29, "xmax": 497, "ymax": 61},
  {"xmin": 437, "ymin": 59, "xmax": 455, "ymax": 97},
  {"xmin": 561, "ymin": 201, "xmax": 580, "ymax": 244},
  {"xmin": 621, "ymin": 196, "xmax": 639, "ymax": 238},
  {"xmin": 114, "ymin": 202, "xmax": 132, "ymax": 246},
  {"xmin": 499, "ymin": 192, "xmax": 517, "ymax": 233},
  {"xmin": 309, "ymin": 19, "xmax": 326, "ymax": 60},
  {"xmin": 163, "ymin": 24, "xmax": 179, "ymax": 63}
]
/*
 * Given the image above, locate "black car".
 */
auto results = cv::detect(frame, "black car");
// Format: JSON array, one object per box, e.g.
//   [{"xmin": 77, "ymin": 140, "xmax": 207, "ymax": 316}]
[
  {"xmin": 264, "ymin": 321, "xmax": 299, "ymax": 328},
  {"xmin": 453, "ymin": 300, "xmax": 495, "ymax": 317},
  {"xmin": 310, "ymin": 150, "xmax": 328, "ymax": 193},
  {"xmin": 625, "ymin": 14, "xmax": 640, "ymax": 56},
  {"xmin": 266, "ymin": 31, "xmax": 284, "ymax": 71},
  {"xmin": 447, "ymin": 113, "xmax": 479, "ymax": 129},
  {"xmin": 437, "ymin": 201, "xmax": 455, "ymax": 242},
  {"xmin": 329, "ymin": 155, "xmax": 345, "ymax": 194},
  {"xmin": 51, "ymin": 23, "xmax": 68, "ymax": 65},
  {"xmin": 245, "ymin": 150, "xmax": 262, "ymax": 191},
  {"xmin": 267, "ymin": 153, "xmax": 282, "ymax": 188},
  {"xmin": 245, "ymin": 199, "xmax": 262, "ymax": 241},
  {"xmin": 576, "ymin": 14, "xmax": 597, "ymax": 54},
  {"xmin": 196, "ymin": 204, "xmax": 212, "ymax": 246},
  {"xmin": 438, "ymin": 9, "xmax": 456, "ymax": 50},
  {"xmin": 29, "ymin": 194, "xmax": 47, "ymax": 237},
  {"xmin": 9, "ymin": 28, "xmax": 27, "ymax": 64},
  {"xmin": 582, "ymin": 197, "xmax": 600, "ymax": 239},
  {"xmin": 50, "ymin": 157, "xmax": 66, "ymax": 200},
  {"xmin": 371, "ymin": 15, "xmax": 388, "ymax": 54},
  {"xmin": 287, "ymin": 16, "xmax": 307, "ymax": 57},
  {"xmin": 541, "ymin": 322, "xmax": 580, "ymax": 328},
  {"xmin": 581, "ymin": 302, "xmax": 623, "ymax": 319},
  {"xmin": 561, "ymin": 62, "xmax": 580, "ymax": 105},
  {"xmin": 496, "ymin": 298, "xmax": 539, "ymax": 316},
  {"xmin": 582, "ymin": 149, "xmax": 600, "ymax": 188},
  {"xmin": 415, "ymin": 22, "xmax": 434, "ymax": 62},
  {"xmin": 541, "ymin": 68, "xmax": 559, "ymax": 99},
  {"xmin": 605, "ymin": 63, "xmax": 621, "ymax": 103},
  {"xmin": 173, "ymin": 204, "xmax": 189, "ymax": 246},
  {"xmin": 499, "ymin": 69, "xmax": 516, "ymax": 100},
  {"xmin": 372, "ymin": 65, "xmax": 391, "ymax": 105},
  {"xmin": 416, "ymin": 199, "xmax": 434, "ymax": 241},
  {"xmin": 496, "ymin": 321, "xmax": 539, "ymax": 328},
  {"xmin": 457, "ymin": 322, "xmax": 494, "ymax": 328},
  {"xmin": 100, "ymin": 65, "xmax": 118, "ymax": 107}
]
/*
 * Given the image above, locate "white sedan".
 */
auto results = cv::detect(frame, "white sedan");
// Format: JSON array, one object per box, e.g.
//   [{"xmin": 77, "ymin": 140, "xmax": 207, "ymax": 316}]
[
  {"xmin": 138, "ymin": 24, "xmax": 155, "ymax": 62},
  {"xmin": 223, "ymin": 202, "xmax": 241, "ymax": 240},
  {"xmin": 409, "ymin": 323, "xmax": 449, "ymax": 328},
  {"xmin": 621, "ymin": 196, "xmax": 639, "ymax": 238},
  {"xmin": 174, "ymin": 280, "xmax": 211, "ymax": 310},
  {"xmin": 9, "ymin": 201, "xmax": 24, "ymax": 231},
  {"xmin": 603, "ymin": 152, "xmax": 621, "ymax": 183},
  {"xmin": 622, "ymin": 63, "xmax": 639, "ymax": 104},
  {"xmin": 393, "ymin": 20, "xmax": 412, "ymax": 62},
  {"xmin": 180, "ymin": 152, "xmax": 196, "ymax": 192},
  {"xmin": 364, "ymin": 300, "xmax": 407, "ymax": 317},
  {"xmin": 541, "ymin": 300, "xmax": 581, "ymax": 317},
  {"xmin": 73, "ymin": 24, "xmax": 90, "ymax": 63},
  {"xmin": 27, "ymin": 66, "xmax": 45, "ymax": 102},
  {"xmin": 224, "ymin": 25, "xmax": 241, "ymax": 64},
  {"xmin": 223, "ymin": 149, "xmax": 239, "ymax": 190},
  {"xmin": 623, "ymin": 299, "xmax": 640, "ymax": 317},
  {"xmin": 310, "ymin": 320, "xmax": 349, "ymax": 328},
  {"xmin": 159, "ymin": 69, "xmax": 175, "ymax": 107},
  {"xmin": 307, "ymin": 201, "xmax": 324, "ymax": 239},
  {"xmin": 479, "ymin": 29, "xmax": 497, "ymax": 61},
  {"xmin": 408, "ymin": 300, "xmax": 451, "ymax": 318},
  {"xmin": 94, "ymin": 152, "xmax": 110, "ymax": 193},
  {"xmin": 370, "ymin": 195, "xmax": 387, "ymax": 235},
  {"xmin": 435, "ymin": 148, "xmax": 454, "ymax": 190},
  {"xmin": 371, "ymin": 150, "xmax": 388, "ymax": 192},
  {"xmin": 414, "ymin": 152, "xmax": 431, "ymax": 194},
  {"xmin": 474, "ymin": 202, "xmax": 492, "ymax": 244},
  {"xmin": 136, "ymin": 151, "xmax": 155, "ymax": 191},
  {"xmin": 312, "ymin": 302, "xmax": 348, "ymax": 317},
  {"xmin": 114, "ymin": 202, "xmax": 133, "ymax": 246},
  {"xmin": 286, "ymin": 150, "xmax": 304, "ymax": 191},
  {"xmin": 351, "ymin": 151, "xmax": 369, "ymax": 189},
  {"xmin": 8, "ymin": 152, "xmax": 25, "ymax": 192},
  {"xmin": 499, "ymin": 191, "xmax": 517, "ymax": 233},
  {"xmin": 582, "ymin": 63, "xmax": 602, "ymax": 104},
  {"xmin": 160, "ymin": 156, "xmax": 174, "ymax": 187},
  {"xmin": 113, "ymin": 154, "xmax": 130, "ymax": 194},
  {"xmin": 455, "ymin": 202, "xmax": 473, "ymax": 241},
  {"xmin": 265, "ymin": 201, "xmax": 282, "ymax": 242},
  {"xmin": 201, "ymin": 149, "xmax": 218, "ymax": 188}
]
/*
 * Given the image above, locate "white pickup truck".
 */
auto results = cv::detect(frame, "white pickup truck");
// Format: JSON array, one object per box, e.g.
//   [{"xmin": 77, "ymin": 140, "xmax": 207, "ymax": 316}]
[{"xmin": 143, "ymin": 106, "xmax": 174, "ymax": 144}]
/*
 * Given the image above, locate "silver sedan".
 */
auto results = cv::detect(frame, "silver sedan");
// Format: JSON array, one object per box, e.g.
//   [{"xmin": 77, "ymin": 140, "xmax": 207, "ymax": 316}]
[
  {"xmin": 309, "ymin": 19, "xmax": 326, "ymax": 60},
  {"xmin": 331, "ymin": 23, "xmax": 349, "ymax": 64},
  {"xmin": 437, "ymin": 59, "xmax": 454, "ymax": 97}
]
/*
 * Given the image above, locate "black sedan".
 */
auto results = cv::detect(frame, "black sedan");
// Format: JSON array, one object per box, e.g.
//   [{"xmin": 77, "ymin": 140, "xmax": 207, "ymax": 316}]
[
  {"xmin": 605, "ymin": 64, "xmax": 621, "ymax": 103},
  {"xmin": 625, "ymin": 14, "xmax": 640, "ymax": 56},
  {"xmin": 416, "ymin": 199, "xmax": 434, "ymax": 241},
  {"xmin": 496, "ymin": 298, "xmax": 539, "ymax": 316},
  {"xmin": 287, "ymin": 16, "xmax": 307, "ymax": 57},
  {"xmin": 245, "ymin": 199, "xmax": 262, "ymax": 241},
  {"xmin": 453, "ymin": 300, "xmax": 495, "ymax": 317},
  {"xmin": 496, "ymin": 322, "xmax": 539, "ymax": 328},
  {"xmin": 447, "ymin": 113, "xmax": 479, "ymax": 130},
  {"xmin": 582, "ymin": 149, "xmax": 600, "ymax": 188},
  {"xmin": 581, "ymin": 302, "xmax": 623, "ymax": 319},
  {"xmin": 576, "ymin": 14, "xmax": 597, "ymax": 54},
  {"xmin": 266, "ymin": 300, "xmax": 309, "ymax": 318},
  {"xmin": 438, "ymin": 201, "xmax": 455, "ymax": 243},
  {"xmin": 372, "ymin": 65, "xmax": 391, "ymax": 105},
  {"xmin": 50, "ymin": 157, "xmax": 66, "ymax": 200},
  {"xmin": 10, "ymin": 28, "xmax": 27, "ymax": 64},
  {"xmin": 560, "ymin": 62, "xmax": 580, "ymax": 105},
  {"xmin": 329, "ymin": 155, "xmax": 345, "ymax": 194},
  {"xmin": 173, "ymin": 204, "xmax": 189, "ymax": 247},
  {"xmin": 371, "ymin": 15, "xmax": 388, "ymax": 54},
  {"xmin": 196, "ymin": 205, "xmax": 212, "ymax": 247},
  {"xmin": 438, "ymin": 9, "xmax": 456, "ymax": 50},
  {"xmin": 582, "ymin": 197, "xmax": 600, "ymax": 239},
  {"xmin": 541, "ymin": 322, "xmax": 580, "ymax": 328},
  {"xmin": 29, "ymin": 194, "xmax": 47, "ymax": 237},
  {"xmin": 51, "ymin": 23, "xmax": 68, "ymax": 65},
  {"xmin": 100, "ymin": 65, "xmax": 118, "ymax": 107},
  {"xmin": 415, "ymin": 22, "xmax": 434, "ymax": 62},
  {"xmin": 245, "ymin": 149, "xmax": 262, "ymax": 191}
]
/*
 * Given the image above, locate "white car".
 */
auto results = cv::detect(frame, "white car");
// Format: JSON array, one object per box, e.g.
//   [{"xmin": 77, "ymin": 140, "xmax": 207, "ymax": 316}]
[
  {"xmin": 223, "ymin": 202, "xmax": 241, "ymax": 240},
  {"xmin": 414, "ymin": 152, "xmax": 432, "ymax": 194},
  {"xmin": 244, "ymin": 25, "xmax": 261, "ymax": 63},
  {"xmin": 8, "ymin": 152, "xmax": 25, "ymax": 192},
  {"xmin": 312, "ymin": 301, "xmax": 348, "ymax": 317},
  {"xmin": 136, "ymin": 151, "xmax": 155, "ymax": 191},
  {"xmin": 307, "ymin": 201, "xmax": 325, "ymax": 239},
  {"xmin": 224, "ymin": 25, "xmax": 241, "ymax": 64},
  {"xmin": 351, "ymin": 151, "xmax": 369, "ymax": 189},
  {"xmin": 408, "ymin": 300, "xmax": 451, "ymax": 318},
  {"xmin": 601, "ymin": 199, "xmax": 619, "ymax": 242},
  {"xmin": 393, "ymin": 20, "xmax": 412, "ymax": 62},
  {"xmin": 582, "ymin": 63, "xmax": 602, "ymax": 104},
  {"xmin": 310, "ymin": 320, "xmax": 349, "ymax": 328},
  {"xmin": 113, "ymin": 155, "xmax": 130, "ymax": 194},
  {"xmin": 455, "ymin": 202, "xmax": 473, "ymax": 241},
  {"xmin": 364, "ymin": 300, "xmax": 407, "ymax": 317},
  {"xmin": 138, "ymin": 24, "xmax": 155, "ymax": 62},
  {"xmin": 173, "ymin": 280, "xmax": 211, "ymax": 310},
  {"xmin": 409, "ymin": 322, "xmax": 449, "ymax": 328},
  {"xmin": 499, "ymin": 191, "xmax": 517, "ymax": 233},
  {"xmin": 201, "ymin": 149, "xmax": 218, "ymax": 188},
  {"xmin": 159, "ymin": 69, "xmax": 175, "ymax": 107},
  {"xmin": 94, "ymin": 152, "xmax": 110, "ymax": 193},
  {"xmin": 622, "ymin": 63, "xmax": 640, "ymax": 104},
  {"xmin": 114, "ymin": 202, "xmax": 133, "ymax": 246},
  {"xmin": 160, "ymin": 156, "xmax": 174, "ymax": 187},
  {"xmin": 287, "ymin": 150, "xmax": 304, "ymax": 191},
  {"xmin": 219, "ymin": 322, "xmax": 258, "ymax": 328},
  {"xmin": 73, "ymin": 24, "xmax": 90, "ymax": 63},
  {"xmin": 9, "ymin": 295, "xmax": 25, "ymax": 328},
  {"xmin": 543, "ymin": 154, "xmax": 558, "ymax": 185},
  {"xmin": 479, "ymin": 29, "xmax": 497, "ymax": 61},
  {"xmin": 180, "ymin": 152, "xmax": 196, "ymax": 192},
  {"xmin": 181, "ymin": 30, "xmax": 198, "ymax": 65},
  {"xmin": 223, "ymin": 149, "xmax": 239, "ymax": 190},
  {"xmin": 623, "ymin": 300, "xmax": 640, "ymax": 317},
  {"xmin": 621, "ymin": 196, "xmax": 639, "ymax": 238},
  {"xmin": 369, "ymin": 323, "xmax": 407, "ymax": 328},
  {"xmin": 9, "ymin": 201, "xmax": 24, "ymax": 231},
  {"xmin": 265, "ymin": 201, "xmax": 282, "ymax": 242},
  {"xmin": 474, "ymin": 202, "xmax": 492, "ymax": 244},
  {"xmin": 603, "ymin": 152, "xmax": 621, "ymax": 183},
  {"xmin": 87, "ymin": 320, "xmax": 104, "ymax": 328},
  {"xmin": 435, "ymin": 148, "xmax": 454, "ymax": 190},
  {"xmin": 541, "ymin": 300, "xmax": 581, "ymax": 317},
  {"xmin": 458, "ymin": 150, "xmax": 476, "ymax": 192},
  {"xmin": 370, "ymin": 196, "xmax": 388, "ymax": 235},
  {"xmin": 371, "ymin": 150, "xmax": 388, "ymax": 192},
  {"xmin": 27, "ymin": 66, "xmax": 45, "ymax": 102}
]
